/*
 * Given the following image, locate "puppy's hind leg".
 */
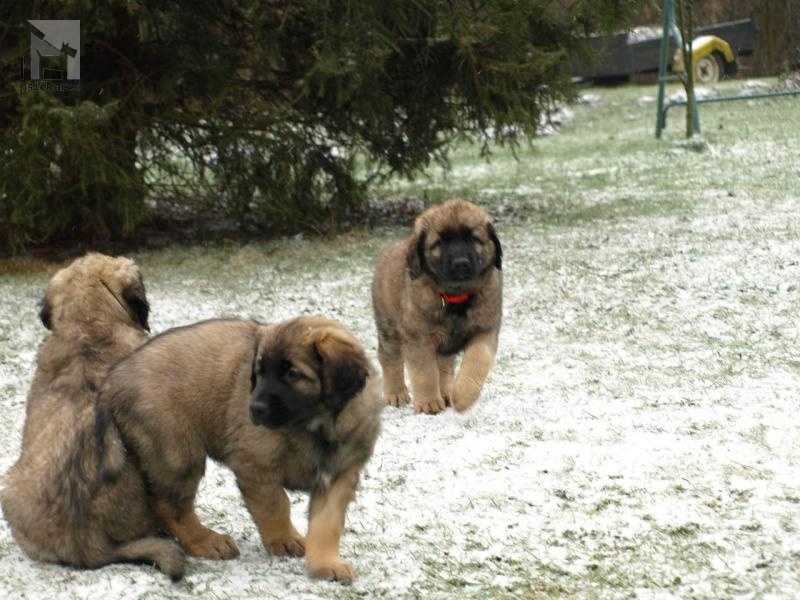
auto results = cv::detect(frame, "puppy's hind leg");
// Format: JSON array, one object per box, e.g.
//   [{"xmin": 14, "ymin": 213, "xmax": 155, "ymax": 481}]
[
  {"xmin": 114, "ymin": 413, "xmax": 239, "ymax": 561},
  {"xmin": 377, "ymin": 334, "xmax": 410, "ymax": 407},
  {"xmin": 153, "ymin": 495, "xmax": 240, "ymax": 561}
]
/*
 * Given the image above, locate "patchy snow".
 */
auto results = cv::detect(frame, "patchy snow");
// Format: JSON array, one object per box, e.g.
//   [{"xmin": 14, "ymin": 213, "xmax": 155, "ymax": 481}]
[
  {"xmin": 740, "ymin": 80, "xmax": 772, "ymax": 95},
  {"xmin": 668, "ymin": 87, "xmax": 719, "ymax": 103},
  {"xmin": 2, "ymin": 85, "xmax": 800, "ymax": 598},
  {"xmin": 538, "ymin": 107, "xmax": 575, "ymax": 137},
  {"xmin": 3, "ymin": 188, "xmax": 800, "ymax": 598},
  {"xmin": 628, "ymin": 27, "xmax": 661, "ymax": 43},
  {"xmin": 579, "ymin": 94, "xmax": 602, "ymax": 106},
  {"xmin": 773, "ymin": 72, "xmax": 800, "ymax": 92}
]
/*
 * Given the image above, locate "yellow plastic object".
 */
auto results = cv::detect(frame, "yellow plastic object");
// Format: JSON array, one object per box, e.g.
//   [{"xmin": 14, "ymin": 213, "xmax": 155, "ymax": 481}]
[{"xmin": 672, "ymin": 35, "xmax": 735, "ymax": 74}]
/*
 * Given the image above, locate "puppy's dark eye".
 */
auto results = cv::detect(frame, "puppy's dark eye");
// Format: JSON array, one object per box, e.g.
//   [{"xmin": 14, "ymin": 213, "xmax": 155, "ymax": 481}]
[
  {"xmin": 282, "ymin": 362, "xmax": 304, "ymax": 383},
  {"xmin": 467, "ymin": 232, "xmax": 482, "ymax": 245}
]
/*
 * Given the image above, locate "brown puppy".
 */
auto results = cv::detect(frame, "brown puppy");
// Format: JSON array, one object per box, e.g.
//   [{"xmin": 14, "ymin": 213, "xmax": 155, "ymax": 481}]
[
  {"xmin": 98, "ymin": 316, "xmax": 382, "ymax": 584},
  {"xmin": 1, "ymin": 253, "xmax": 184, "ymax": 579},
  {"xmin": 372, "ymin": 199, "xmax": 503, "ymax": 414}
]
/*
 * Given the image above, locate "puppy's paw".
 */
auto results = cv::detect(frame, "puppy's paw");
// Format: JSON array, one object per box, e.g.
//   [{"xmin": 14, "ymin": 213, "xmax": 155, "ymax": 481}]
[
  {"xmin": 264, "ymin": 532, "xmax": 306, "ymax": 557},
  {"xmin": 414, "ymin": 395, "xmax": 446, "ymax": 415},
  {"xmin": 385, "ymin": 389, "xmax": 411, "ymax": 407},
  {"xmin": 183, "ymin": 530, "xmax": 240, "ymax": 560},
  {"xmin": 308, "ymin": 558, "xmax": 355, "ymax": 584},
  {"xmin": 440, "ymin": 387, "xmax": 453, "ymax": 407},
  {"xmin": 451, "ymin": 379, "xmax": 482, "ymax": 412}
]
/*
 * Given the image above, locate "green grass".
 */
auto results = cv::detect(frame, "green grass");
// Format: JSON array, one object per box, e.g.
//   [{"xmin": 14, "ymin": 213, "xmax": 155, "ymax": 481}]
[{"xmin": 375, "ymin": 78, "xmax": 800, "ymax": 219}]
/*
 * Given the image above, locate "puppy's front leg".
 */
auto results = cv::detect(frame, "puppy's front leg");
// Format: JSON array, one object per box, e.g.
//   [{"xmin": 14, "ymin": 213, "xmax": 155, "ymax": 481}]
[
  {"xmin": 437, "ymin": 353, "xmax": 457, "ymax": 406},
  {"xmin": 377, "ymin": 336, "xmax": 410, "ymax": 407},
  {"xmin": 405, "ymin": 341, "xmax": 446, "ymax": 414},
  {"xmin": 305, "ymin": 468, "xmax": 359, "ymax": 584},
  {"xmin": 451, "ymin": 331, "xmax": 498, "ymax": 412},
  {"xmin": 237, "ymin": 476, "xmax": 305, "ymax": 557}
]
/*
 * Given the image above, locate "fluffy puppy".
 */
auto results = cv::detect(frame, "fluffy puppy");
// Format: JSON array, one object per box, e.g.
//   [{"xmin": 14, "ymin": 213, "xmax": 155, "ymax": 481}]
[
  {"xmin": 1, "ymin": 253, "xmax": 184, "ymax": 579},
  {"xmin": 98, "ymin": 316, "xmax": 382, "ymax": 584},
  {"xmin": 372, "ymin": 199, "xmax": 503, "ymax": 414}
]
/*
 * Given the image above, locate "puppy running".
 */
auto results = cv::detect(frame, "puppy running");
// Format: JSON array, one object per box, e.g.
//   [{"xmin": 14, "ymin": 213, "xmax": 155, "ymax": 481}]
[{"xmin": 372, "ymin": 199, "xmax": 503, "ymax": 414}]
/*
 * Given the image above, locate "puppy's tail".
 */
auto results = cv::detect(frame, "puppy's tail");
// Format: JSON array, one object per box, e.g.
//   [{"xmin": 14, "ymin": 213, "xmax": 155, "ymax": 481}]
[{"xmin": 114, "ymin": 537, "xmax": 185, "ymax": 581}]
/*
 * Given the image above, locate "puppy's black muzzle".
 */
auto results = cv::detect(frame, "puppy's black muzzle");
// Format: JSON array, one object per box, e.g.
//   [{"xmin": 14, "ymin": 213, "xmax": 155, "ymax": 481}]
[
  {"xmin": 448, "ymin": 256, "xmax": 474, "ymax": 281},
  {"xmin": 250, "ymin": 393, "xmax": 292, "ymax": 429}
]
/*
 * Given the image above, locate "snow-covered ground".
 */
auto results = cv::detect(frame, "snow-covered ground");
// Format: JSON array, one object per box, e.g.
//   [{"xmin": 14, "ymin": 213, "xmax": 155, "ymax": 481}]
[{"xmin": 1, "ymin": 83, "xmax": 800, "ymax": 598}]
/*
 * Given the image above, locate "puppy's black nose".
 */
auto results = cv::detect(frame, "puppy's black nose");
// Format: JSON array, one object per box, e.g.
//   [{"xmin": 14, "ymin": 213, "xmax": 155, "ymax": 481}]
[
  {"xmin": 250, "ymin": 403, "xmax": 268, "ymax": 424},
  {"xmin": 451, "ymin": 256, "xmax": 471, "ymax": 279}
]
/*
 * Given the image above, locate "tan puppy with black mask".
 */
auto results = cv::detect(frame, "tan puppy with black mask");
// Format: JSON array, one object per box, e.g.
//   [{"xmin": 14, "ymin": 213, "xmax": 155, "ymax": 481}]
[
  {"xmin": 98, "ymin": 316, "xmax": 382, "ymax": 584},
  {"xmin": 372, "ymin": 199, "xmax": 503, "ymax": 414}
]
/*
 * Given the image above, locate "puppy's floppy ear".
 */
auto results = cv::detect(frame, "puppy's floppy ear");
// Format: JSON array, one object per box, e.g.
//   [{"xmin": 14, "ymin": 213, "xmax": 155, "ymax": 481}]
[
  {"xmin": 250, "ymin": 336, "xmax": 261, "ymax": 393},
  {"xmin": 313, "ymin": 328, "xmax": 369, "ymax": 413},
  {"xmin": 487, "ymin": 223, "xmax": 502, "ymax": 270},
  {"xmin": 39, "ymin": 295, "xmax": 53, "ymax": 330},
  {"xmin": 406, "ymin": 231, "xmax": 426, "ymax": 280},
  {"xmin": 122, "ymin": 272, "xmax": 150, "ymax": 332}
]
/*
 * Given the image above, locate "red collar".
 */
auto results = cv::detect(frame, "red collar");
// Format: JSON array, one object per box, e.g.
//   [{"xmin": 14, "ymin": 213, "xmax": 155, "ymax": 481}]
[{"xmin": 438, "ymin": 291, "xmax": 473, "ymax": 305}]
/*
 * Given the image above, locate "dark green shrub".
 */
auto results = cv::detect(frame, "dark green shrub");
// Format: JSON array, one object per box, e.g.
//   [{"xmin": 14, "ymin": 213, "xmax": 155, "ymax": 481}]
[{"xmin": 1, "ymin": 1, "xmax": 636, "ymax": 251}]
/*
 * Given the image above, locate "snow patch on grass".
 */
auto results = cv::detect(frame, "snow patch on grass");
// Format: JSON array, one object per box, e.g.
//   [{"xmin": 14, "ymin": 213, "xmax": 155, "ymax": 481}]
[{"xmin": 2, "ymin": 82, "xmax": 800, "ymax": 598}]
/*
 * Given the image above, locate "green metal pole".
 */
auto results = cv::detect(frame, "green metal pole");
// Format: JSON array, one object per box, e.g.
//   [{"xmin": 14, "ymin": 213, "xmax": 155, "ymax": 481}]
[
  {"xmin": 663, "ymin": 88, "xmax": 800, "ymax": 114},
  {"xmin": 655, "ymin": 0, "xmax": 675, "ymax": 138},
  {"xmin": 656, "ymin": 0, "xmax": 702, "ymax": 137},
  {"xmin": 685, "ymin": 1, "xmax": 701, "ymax": 135}
]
